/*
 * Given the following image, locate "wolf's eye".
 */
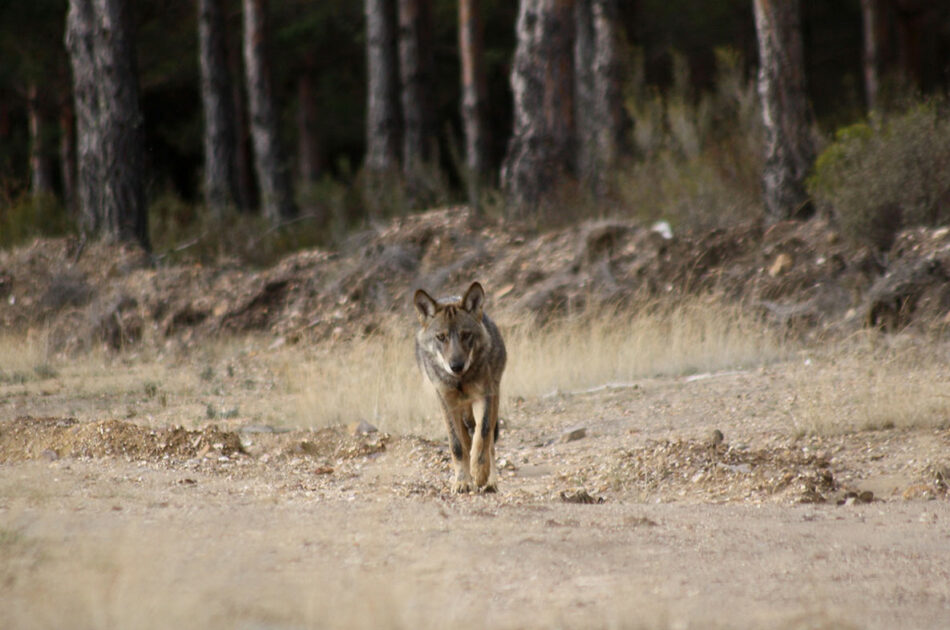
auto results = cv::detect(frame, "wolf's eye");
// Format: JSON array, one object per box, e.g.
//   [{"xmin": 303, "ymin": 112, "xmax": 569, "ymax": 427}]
[{"xmin": 436, "ymin": 333, "xmax": 447, "ymax": 343}]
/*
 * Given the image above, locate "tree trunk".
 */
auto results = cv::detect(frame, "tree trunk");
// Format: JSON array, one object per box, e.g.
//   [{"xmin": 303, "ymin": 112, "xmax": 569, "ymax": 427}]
[
  {"xmin": 27, "ymin": 83, "xmax": 54, "ymax": 196},
  {"xmin": 65, "ymin": 0, "xmax": 100, "ymax": 236},
  {"xmin": 397, "ymin": 0, "xmax": 435, "ymax": 184},
  {"xmin": 243, "ymin": 0, "xmax": 296, "ymax": 222},
  {"xmin": 458, "ymin": 0, "xmax": 490, "ymax": 206},
  {"xmin": 364, "ymin": 0, "xmax": 401, "ymax": 174},
  {"xmin": 65, "ymin": 0, "xmax": 148, "ymax": 248},
  {"xmin": 501, "ymin": 0, "xmax": 576, "ymax": 213},
  {"xmin": 92, "ymin": 0, "xmax": 148, "ymax": 247},
  {"xmin": 198, "ymin": 0, "xmax": 240, "ymax": 217},
  {"xmin": 574, "ymin": 0, "xmax": 625, "ymax": 195},
  {"xmin": 296, "ymin": 58, "xmax": 322, "ymax": 185},
  {"xmin": 861, "ymin": 0, "xmax": 882, "ymax": 112},
  {"xmin": 753, "ymin": 0, "xmax": 815, "ymax": 223},
  {"xmin": 59, "ymin": 99, "xmax": 78, "ymax": 216}
]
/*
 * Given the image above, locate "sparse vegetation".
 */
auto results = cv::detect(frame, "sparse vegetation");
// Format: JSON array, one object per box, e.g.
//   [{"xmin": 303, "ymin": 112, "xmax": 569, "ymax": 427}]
[
  {"xmin": 808, "ymin": 101, "xmax": 950, "ymax": 248},
  {"xmin": 617, "ymin": 48, "xmax": 764, "ymax": 231},
  {"xmin": 789, "ymin": 333, "xmax": 950, "ymax": 435}
]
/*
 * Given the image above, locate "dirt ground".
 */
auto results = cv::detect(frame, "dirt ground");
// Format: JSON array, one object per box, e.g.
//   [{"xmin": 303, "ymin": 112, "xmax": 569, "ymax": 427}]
[
  {"xmin": 2, "ymin": 208, "xmax": 950, "ymax": 628},
  {"xmin": 2, "ymin": 348, "xmax": 949, "ymax": 630}
]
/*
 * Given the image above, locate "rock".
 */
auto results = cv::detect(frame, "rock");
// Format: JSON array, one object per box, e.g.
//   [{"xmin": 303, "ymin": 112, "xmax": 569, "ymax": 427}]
[
  {"xmin": 707, "ymin": 429, "xmax": 724, "ymax": 448},
  {"xmin": 239, "ymin": 424, "xmax": 277, "ymax": 434},
  {"xmin": 768, "ymin": 253, "xmax": 793, "ymax": 277},
  {"xmin": 40, "ymin": 448, "xmax": 59, "ymax": 461},
  {"xmin": 559, "ymin": 426, "xmax": 587, "ymax": 443},
  {"xmin": 349, "ymin": 420, "xmax": 378, "ymax": 436}
]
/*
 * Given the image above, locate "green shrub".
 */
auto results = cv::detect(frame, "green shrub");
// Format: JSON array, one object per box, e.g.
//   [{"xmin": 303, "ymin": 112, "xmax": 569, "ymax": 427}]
[
  {"xmin": 149, "ymin": 177, "xmax": 360, "ymax": 267},
  {"xmin": 808, "ymin": 102, "xmax": 950, "ymax": 247},
  {"xmin": 0, "ymin": 193, "xmax": 75, "ymax": 248}
]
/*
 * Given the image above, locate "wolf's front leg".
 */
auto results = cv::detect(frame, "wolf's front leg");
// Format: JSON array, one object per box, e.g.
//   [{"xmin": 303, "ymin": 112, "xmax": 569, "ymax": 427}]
[
  {"xmin": 471, "ymin": 393, "xmax": 498, "ymax": 492},
  {"xmin": 441, "ymin": 401, "xmax": 474, "ymax": 493}
]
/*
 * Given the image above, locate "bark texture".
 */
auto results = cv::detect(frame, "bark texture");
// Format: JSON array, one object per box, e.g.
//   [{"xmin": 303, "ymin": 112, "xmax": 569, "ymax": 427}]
[
  {"xmin": 458, "ymin": 0, "xmax": 490, "ymax": 202},
  {"xmin": 65, "ymin": 0, "xmax": 148, "ymax": 248},
  {"xmin": 397, "ymin": 0, "xmax": 435, "ymax": 178},
  {"xmin": 574, "ymin": 0, "xmax": 625, "ymax": 195},
  {"xmin": 198, "ymin": 0, "xmax": 240, "ymax": 216},
  {"xmin": 364, "ymin": 0, "xmax": 401, "ymax": 174},
  {"xmin": 753, "ymin": 0, "xmax": 815, "ymax": 223},
  {"xmin": 501, "ymin": 0, "xmax": 577, "ymax": 213},
  {"xmin": 243, "ymin": 0, "xmax": 296, "ymax": 221},
  {"xmin": 65, "ymin": 0, "xmax": 100, "ymax": 235}
]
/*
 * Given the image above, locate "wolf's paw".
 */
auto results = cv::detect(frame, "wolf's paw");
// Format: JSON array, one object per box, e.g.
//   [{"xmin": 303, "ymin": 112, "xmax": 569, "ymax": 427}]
[
  {"xmin": 480, "ymin": 482, "xmax": 498, "ymax": 493},
  {"xmin": 452, "ymin": 479, "xmax": 473, "ymax": 493},
  {"xmin": 471, "ymin": 461, "xmax": 490, "ymax": 488}
]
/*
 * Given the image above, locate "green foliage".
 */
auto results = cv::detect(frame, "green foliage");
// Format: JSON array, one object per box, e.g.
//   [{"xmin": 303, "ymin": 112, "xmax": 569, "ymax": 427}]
[
  {"xmin": 807, "ymin": 102, "xmax": 950, "ymax": 246},
  {"xmin": 149, "ymin": 172, "xmax": 370, "ymax": 267},
  {"xmin": 0, "ymin": 194, "xmax": 75, "ymax": 248}
]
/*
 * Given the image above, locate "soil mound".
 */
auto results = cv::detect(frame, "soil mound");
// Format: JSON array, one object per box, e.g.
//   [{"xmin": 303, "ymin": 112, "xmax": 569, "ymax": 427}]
[
  {"xmin": 0, "ymin": 416, "xmax": 244, "ymax": 463},
  {"xmin": 2, "ymin": 208, "xmax": 950, "ymax": 352}
]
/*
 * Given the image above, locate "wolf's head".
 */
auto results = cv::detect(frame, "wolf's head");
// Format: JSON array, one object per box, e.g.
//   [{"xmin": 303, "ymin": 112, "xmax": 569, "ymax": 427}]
[{"xmin": 414, "ymin": 282, "xmax": 488, "ymax": 376}]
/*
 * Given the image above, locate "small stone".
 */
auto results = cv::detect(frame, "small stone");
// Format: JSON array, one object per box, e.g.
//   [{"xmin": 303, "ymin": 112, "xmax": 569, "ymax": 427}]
[
  {"xmin": 559, "ymin": 427, "xmax": 587, "ymax": 443},
  {"xmin": 707, "ymin": 429, "xmax": 724, "ymax": 447},
  {"xmin": 858, "ymin": 490, "xmax": 874, "ymax": 503},
  {"xmin": 769, "ymin": 253, "xmax": 793, "ymax": 277},
  {"xmin": 240, "ymin": 424, "xmax": 276, "ymax": 434},
  {"xmin": 41, "ymin": 448, "xmax": 59, "ymax": 461},
  {"xmin": 349, "ymin": 420, "xmax": 378, "ymax": 435}
]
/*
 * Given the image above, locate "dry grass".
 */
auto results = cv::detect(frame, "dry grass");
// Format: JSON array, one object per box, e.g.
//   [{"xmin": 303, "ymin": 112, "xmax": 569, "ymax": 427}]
[
  {"xmin": 788, "ymin": 333, "xmax": 950, "ymax": 435},
  {"xmin": 278, "ymin": 329, "xmax": 439, "ymax": 435},
  {"xmin": 504, "ymin": 299, "xmax": 786, "ymax": 400},
  {"xmin": 281, "ymin": 298, "xmax": 786, "ymax": 434},
  {"xmin": 0, "ymin": 329, "xmax": 55, "ymax": 384},
  {"xmin": 5, "ymin": 301, "xmax": 946, "ymax": 440}
]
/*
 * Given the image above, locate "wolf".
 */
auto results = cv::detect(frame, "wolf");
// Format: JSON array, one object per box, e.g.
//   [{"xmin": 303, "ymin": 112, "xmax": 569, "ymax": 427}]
[{"xmin": 413, "ymin": 282, "xmax": 507, "ymax": 493}]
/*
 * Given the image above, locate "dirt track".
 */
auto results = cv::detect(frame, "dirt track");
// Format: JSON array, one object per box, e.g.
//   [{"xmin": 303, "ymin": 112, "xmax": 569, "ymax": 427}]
[
  {"xmin": 3, "ymin": 207, "xmax": 950, "ymax": 627},
  {"xmin": 2, "ymin": 354, "xmax": 949, "ymax": 629}
]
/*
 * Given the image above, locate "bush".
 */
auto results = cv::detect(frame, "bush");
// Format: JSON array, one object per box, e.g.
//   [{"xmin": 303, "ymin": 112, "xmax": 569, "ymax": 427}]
[
  {"xmin": 0, "ymin": 193, "xmax": 75, "ymax": 248},
  {"xmin": 808, "ymin": 102, "xmax": 950, "ymax": 248}
]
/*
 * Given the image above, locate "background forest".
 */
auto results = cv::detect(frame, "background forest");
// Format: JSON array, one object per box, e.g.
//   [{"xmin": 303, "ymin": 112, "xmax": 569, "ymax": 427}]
[{"xmin": 1, "ymin": 0, "xmax": 950, "ymax": 262}]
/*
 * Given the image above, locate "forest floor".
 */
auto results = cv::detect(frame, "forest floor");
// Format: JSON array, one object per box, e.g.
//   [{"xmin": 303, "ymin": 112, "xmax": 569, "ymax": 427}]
[{"xmin": 2, "ymin": 208, "xmax": 950, "ymax": 629}]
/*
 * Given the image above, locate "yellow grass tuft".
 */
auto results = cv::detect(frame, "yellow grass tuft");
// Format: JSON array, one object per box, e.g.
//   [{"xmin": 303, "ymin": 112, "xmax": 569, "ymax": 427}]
[
  {"xmin": 278, "ymin": 326, "xmax": 441, "ymax": 435},
  {"xmin": 0, "ymin": 328, "xmax": 54, "ymax": 383},
  {"xmin": 504, "ymin": 298, "xmax": 786, "ymax": 400},
  {"xmin": 789, "ymin": 334, "xmax": 950, "ymax": 435}
]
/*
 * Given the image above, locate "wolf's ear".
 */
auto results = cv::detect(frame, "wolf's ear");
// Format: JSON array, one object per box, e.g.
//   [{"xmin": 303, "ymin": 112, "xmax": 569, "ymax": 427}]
[
  {"xmin": 462, "ymin": 282, "xmax": 485, "ymax": 317},
  {"xmin": 413, "ymin": 289, "xmax": 438, "ymax": 322}
]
